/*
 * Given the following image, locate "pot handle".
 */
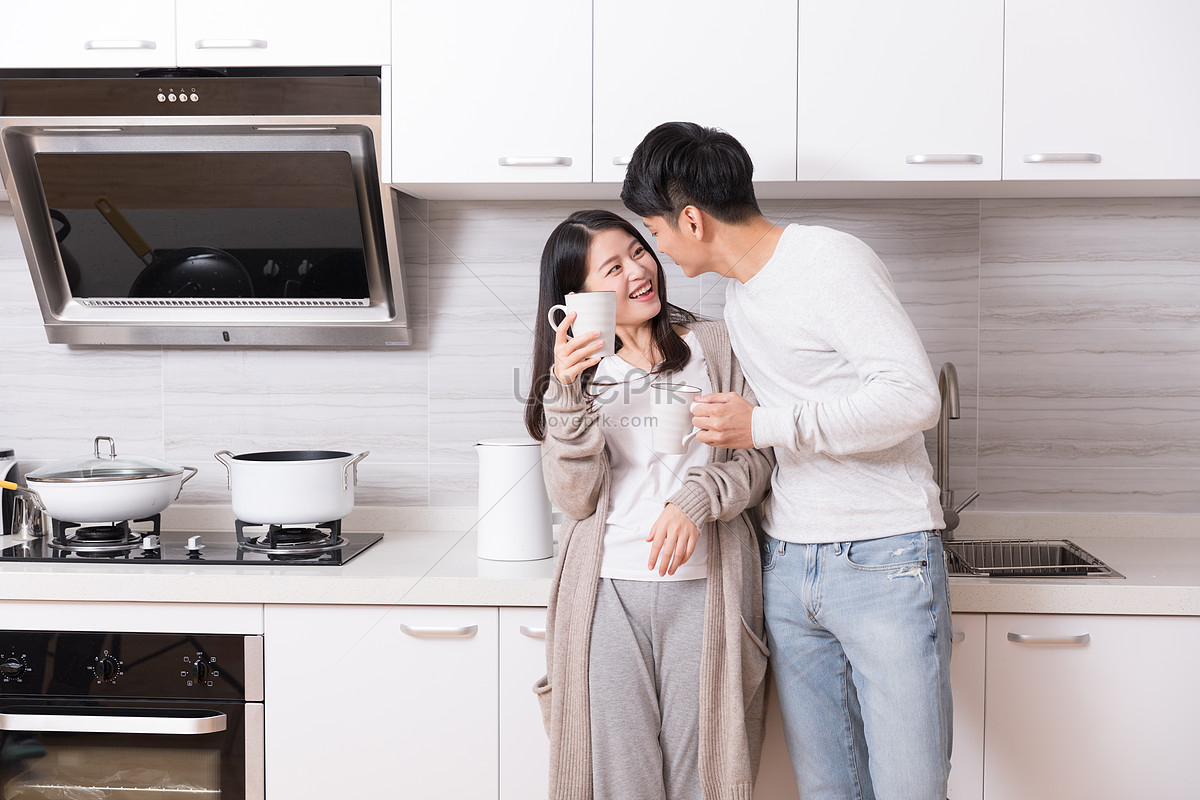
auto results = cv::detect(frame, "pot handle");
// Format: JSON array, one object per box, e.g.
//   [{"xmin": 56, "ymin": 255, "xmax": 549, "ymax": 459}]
[
  {"xmin": 343, "ymin": 451, "xmax": 370, "ymax": 490},
  {"xmin": 214, "ymin": 450, "xmax": 234, "ymax": 489},
  {"xmin": 173, "ymin": 466, "xmax": 199, "ymax": 501},
  {"xmin": 0, "ymin": 480, "xmax": 45, "ymax": 512}
]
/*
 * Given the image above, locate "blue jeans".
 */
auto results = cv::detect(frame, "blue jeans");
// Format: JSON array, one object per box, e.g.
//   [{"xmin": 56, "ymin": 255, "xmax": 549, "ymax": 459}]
[{"xmin": 761, "ymin": 530, "xmax": 952, "ymax": 800}]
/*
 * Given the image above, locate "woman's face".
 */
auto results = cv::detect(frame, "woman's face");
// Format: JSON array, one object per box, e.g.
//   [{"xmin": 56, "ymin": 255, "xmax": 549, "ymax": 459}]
[{"xmin": 581, "ymin": 227, "xmax": 662, "ymax": 328}]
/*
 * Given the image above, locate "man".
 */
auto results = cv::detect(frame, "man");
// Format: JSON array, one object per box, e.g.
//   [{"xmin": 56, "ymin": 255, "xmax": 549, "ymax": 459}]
[{"xmin": 621, "ymin": 121, "xmax": 952, "ymax": 800}]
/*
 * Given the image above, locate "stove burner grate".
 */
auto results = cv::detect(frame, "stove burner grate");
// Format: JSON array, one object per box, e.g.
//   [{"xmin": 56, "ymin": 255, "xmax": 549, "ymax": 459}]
[
  {"xmin": 235, "ymin": 519, "xmax": 346, "ymax": 555},
  {"xmin": 48, "ymin": 516, "xmax": 160, "ymax": 554}
]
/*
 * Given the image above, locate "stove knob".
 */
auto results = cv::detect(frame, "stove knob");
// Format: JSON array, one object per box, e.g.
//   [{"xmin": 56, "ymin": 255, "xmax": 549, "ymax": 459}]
[
  {"xmin": 193, "ymin": 659, "xmax": 210, "ymax": 683},
  {"xmin": 0, "ymin": 657, "xmax": 26, "ymax": 680},
  {"xmin": 94, "ymin": 656, "xmax": 121, "ymax": 683},
  {"xmin": 142, "ymin": 534, "xmax": 161, "ymax": 551},
  {"xmin": 186, "ymin": 535, "xmax": 205, "ymax": 552}
]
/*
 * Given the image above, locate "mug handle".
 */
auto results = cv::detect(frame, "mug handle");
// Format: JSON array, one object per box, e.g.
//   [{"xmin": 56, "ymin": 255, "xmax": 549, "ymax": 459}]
[
  {"xmin": 682, "ymin": 399, "xmax": 703, "ymax": 447},
  {"xmin": 547, "ymin": 304, "xmax": 571, "ymax": 333}
]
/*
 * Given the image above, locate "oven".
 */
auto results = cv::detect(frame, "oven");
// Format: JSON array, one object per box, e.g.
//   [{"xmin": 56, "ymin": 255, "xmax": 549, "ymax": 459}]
[
  {"xmin": 0, "ymin": 66, "xmax": 410, "ymax": 347},
  {"xmin": 0, "ymin": 631, "xmax": 263, "ymax": 800}
]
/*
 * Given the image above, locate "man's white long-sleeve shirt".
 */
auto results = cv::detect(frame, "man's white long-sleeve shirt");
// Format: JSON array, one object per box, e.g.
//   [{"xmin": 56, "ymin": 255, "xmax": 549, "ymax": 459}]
[{"xmin": 724, "ymin": 224, "xmax": 945, "ymax": 543}]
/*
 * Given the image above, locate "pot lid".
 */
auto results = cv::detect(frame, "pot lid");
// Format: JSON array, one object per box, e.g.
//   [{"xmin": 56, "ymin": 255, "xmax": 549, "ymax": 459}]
[{"xmin": 27, "ymin": 436, "xmax": 184, "ymax": 483}]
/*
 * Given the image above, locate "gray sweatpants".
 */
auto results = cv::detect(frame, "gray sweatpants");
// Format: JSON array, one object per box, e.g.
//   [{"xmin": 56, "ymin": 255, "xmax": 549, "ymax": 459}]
[{"xmin": 588, "ymin": 577, "xmax": 706, "ymax": 800}]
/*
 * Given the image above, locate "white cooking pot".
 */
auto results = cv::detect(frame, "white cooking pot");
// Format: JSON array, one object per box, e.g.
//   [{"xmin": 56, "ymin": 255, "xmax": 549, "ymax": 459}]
[
  {"xmin": 214, "ymin": 449, "xmax": 369, "ymax": 525},
  {"xmin": 14, "ymin": 436, "xmax": 197, "ymax": 524}
]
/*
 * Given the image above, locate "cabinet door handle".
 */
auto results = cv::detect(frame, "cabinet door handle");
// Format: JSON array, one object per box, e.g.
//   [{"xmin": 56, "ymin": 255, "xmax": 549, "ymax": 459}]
[
  {"xmin": 612, "ymin": 155, "xmax": 632, "ymax": 166},
  {"xmin": 84, "ymin": 40, "xmax": 158, "ymax": 51},
  {"xmin": 1007, "ymin": 632, "xmax": 1090, "ymax": 645},
  {"xmin": 905, "ymin": 154, "xmax": 983, "ymax": 165},
  {"xmin": 498, "ymin": 156, "xmax": 573, "ymax": 167},
  {"xmin": 519, "ymin": 626, "xmax": 547, "ymax": 639},
  {"xmin": 194, "ymin": 39, "xmax": 269, "ymax": 50},
  {"xmin": 400, "ymin": 623, "xmax": 479, "ymax": 638},
  {"xmin": 951, "ymin": 629, "xmax": 966, "ymax": 644},
  {"xmin": 1022, "ymin": 153, "xmax": 1102, "ymax": 164}
]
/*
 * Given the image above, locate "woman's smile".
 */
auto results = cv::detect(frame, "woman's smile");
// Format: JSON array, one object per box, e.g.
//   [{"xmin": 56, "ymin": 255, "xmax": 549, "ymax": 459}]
[{"xmin": 584, "ymin": 228, "xmax": 663, "ymax": 326}]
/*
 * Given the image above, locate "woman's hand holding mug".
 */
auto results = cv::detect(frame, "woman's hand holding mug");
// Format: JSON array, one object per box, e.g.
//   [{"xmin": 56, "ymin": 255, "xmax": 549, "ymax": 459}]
[{"xmin": 551, "ymin": 311, "xmax": 605, "ymax": 385}]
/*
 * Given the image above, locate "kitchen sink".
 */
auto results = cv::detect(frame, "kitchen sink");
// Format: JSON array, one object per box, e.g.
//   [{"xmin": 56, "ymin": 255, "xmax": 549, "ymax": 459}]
[{"xmin": 944, "ymin": 538, "xmax": 1123, "ymax": 578}]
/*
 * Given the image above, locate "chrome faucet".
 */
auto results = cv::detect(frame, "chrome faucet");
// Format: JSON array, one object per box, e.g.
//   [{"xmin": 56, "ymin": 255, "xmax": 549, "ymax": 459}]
[{"xmin": 936, "ymin": 362, "xmax": 979, "ymax": 538}]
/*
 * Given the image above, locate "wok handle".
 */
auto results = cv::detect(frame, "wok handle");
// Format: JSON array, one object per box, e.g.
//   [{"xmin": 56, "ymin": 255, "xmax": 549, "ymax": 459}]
[
  {"xmin": 0, "ymin": 481, "xmax": 44, "ymax": 512},
  {"xmin": 343, "ymin": 451, "xmax": 370, "ymax": 490},
  {"xmin": 173, "ymin": 466, "xmax": 199, "ymax": 501},
  {"xmin": 95, "ymin": 197, "xmax": 154, "ymax": 265},
  {"xmin": 214, "ymin": 450, "xmax": 235, "ymax": 489}
]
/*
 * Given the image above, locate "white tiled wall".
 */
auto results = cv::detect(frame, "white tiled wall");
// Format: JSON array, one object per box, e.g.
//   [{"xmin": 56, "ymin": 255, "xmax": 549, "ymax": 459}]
[{"xmin": 2, "ymin": 194, "xmax": 1198, "ymax": 516}]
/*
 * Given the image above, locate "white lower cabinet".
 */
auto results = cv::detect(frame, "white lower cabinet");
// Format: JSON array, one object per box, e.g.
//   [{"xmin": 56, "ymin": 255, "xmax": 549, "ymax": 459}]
[
  {"xmin": 261, "ymin": 605, "xmax": 1200, "ymax": 800},
  {"xmin": 499, "ymin": 608, "xmax": 550, "ymax": 800},
  {"xmin": 984, "ymin": 613, "xmax": 1200, "ymax": 800},
  {"xmin": 264, "ymin": 605, "xmax": 499, "ymax": 800},
  {"xmin": 949, "ymin": 613, "xmax": 986, "ymax": 800}
]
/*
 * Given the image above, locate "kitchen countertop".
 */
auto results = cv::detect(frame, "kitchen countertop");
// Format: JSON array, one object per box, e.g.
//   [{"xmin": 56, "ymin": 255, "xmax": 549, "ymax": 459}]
[{"xmin": 0, "ymin": 509, "xmax": 1197, "ymax": 615}]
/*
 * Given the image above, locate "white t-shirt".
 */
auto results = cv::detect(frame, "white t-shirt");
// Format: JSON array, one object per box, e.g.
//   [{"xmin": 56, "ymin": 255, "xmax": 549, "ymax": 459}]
[{"xmin": 590, "ymin": 330, "xmax": 712, "ymax": 581}]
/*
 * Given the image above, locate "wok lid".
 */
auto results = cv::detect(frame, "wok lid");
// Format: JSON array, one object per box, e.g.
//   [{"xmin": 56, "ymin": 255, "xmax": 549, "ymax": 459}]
[{"xmin": 27, "ymin": 436, "xmax": 184, "ymax": 483}]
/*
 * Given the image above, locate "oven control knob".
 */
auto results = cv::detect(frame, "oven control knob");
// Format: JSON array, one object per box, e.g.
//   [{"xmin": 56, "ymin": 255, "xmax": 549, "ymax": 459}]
[
  {"xmin": 93, "ymin": 656, "xmax": 122, "ymax": 684},
  {"xmin": 193, "ymin": 659, "xmax": 210, "ymax": 683},
  {"xmin": 0, "ymin": 657, "xmax": 27, "ymax": 680}
]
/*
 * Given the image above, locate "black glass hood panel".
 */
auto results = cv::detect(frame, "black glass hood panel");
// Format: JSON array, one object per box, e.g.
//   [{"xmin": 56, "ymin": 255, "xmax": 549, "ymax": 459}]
[{"xmin": 0, "ymin": 70, "xmax": 410, "ymax": 347}]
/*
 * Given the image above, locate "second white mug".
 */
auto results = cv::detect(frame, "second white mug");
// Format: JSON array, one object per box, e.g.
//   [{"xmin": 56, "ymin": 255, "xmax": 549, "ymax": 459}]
[
  {"xmin": 547, "ymin": 291, "xmax": 617, "ymax": 357},
  {"xmin": 651, "ymin": 382, "xmax": 703, "ymax": 454}
]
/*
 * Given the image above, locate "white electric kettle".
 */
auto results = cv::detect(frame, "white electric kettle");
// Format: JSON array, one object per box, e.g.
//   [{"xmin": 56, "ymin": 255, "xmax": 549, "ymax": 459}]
[{"xmin": 474, "ymin": 438, "xmax": 554, "ymax": 561}]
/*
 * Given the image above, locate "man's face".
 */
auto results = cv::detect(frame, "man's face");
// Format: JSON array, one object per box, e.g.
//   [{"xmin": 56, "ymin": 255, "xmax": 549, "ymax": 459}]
[{"xmin": 641, "ymin": 213, "xmax": 705, "ymax": 278}]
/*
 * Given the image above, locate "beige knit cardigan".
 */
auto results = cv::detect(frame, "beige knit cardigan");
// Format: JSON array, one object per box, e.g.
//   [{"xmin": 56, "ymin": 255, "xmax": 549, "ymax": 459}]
[{"xmin": 534, "ymin": 319, "xmax": 775, "ymax": 800}]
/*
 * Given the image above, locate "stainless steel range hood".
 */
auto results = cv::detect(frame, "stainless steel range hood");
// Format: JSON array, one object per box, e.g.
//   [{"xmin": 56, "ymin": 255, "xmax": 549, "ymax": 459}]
[{"xmin": 0, "ymin": 68, "xmax": 410, "ymax": 347}]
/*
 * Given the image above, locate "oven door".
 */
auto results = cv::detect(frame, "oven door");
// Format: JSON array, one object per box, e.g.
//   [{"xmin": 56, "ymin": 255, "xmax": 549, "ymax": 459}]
[{"xmin": 0, "ymin": 698, "xmax": 263, "ymax": 800}]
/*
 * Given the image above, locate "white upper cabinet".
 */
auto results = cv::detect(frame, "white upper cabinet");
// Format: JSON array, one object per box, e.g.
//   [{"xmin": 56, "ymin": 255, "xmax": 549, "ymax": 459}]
[
  {"xmin": 0, "ymin": 2, "xmax": 389, "ymax": 70},
  {"xmin": 1004, "ymin": 0, "xmax": 1200, "ymax": 180},
  {"xmin": 592, "ymin": 0, "xmax": 798, "ymax": 184},
  {"xmin": 177, "ymin": 1, "xmax": 390, "ymax": 67},
  {"xmin": 796, "ymin": 0, "xmax": 1002, "ymax": 182},
  {"xmin": 391, "ymin": 1, "xmax": 592, "ymax": 184},
  {"xmin": 0, "ymin": 3, "xmax": 176, "ymax": 69}
]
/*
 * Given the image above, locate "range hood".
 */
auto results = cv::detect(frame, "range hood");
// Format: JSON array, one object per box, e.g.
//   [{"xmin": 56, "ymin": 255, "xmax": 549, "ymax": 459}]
[{"xmin": 0, "ymin": 68, "xmax": 410, "ymax": 347}]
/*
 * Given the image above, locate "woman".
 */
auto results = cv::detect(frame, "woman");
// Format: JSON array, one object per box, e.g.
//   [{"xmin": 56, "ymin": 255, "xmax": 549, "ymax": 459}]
[{"xmin": 526, "ymin": 209, "xmax": 773, "ymax": 800}]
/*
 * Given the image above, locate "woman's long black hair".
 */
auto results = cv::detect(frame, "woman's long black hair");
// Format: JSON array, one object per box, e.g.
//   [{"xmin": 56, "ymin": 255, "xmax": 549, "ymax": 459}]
[{"xmin": 525, "ymin": 209, "xmax": 698, "ymax": 441}]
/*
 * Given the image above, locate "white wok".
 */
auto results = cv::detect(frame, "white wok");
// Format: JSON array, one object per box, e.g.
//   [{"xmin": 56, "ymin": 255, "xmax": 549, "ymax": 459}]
[{"xmin": 17, "ymin": 436, "xmax": 197, "ymax": 524}]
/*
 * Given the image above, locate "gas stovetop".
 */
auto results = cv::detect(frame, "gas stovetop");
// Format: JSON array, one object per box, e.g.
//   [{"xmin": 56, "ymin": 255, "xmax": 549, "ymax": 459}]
[{"xmin": 1, "ymin": 516, "xmax": 382, "ymax": 566}]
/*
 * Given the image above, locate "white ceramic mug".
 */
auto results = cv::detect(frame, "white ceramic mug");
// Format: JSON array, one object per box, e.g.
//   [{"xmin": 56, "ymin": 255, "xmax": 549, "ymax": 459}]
[
  {"xmin": 651, "ymin": 382, "xmax": 703, "ymax": 454},
  {"xmin": 547, "ymin": 291, "xmax": 617, "ymax": 357}
]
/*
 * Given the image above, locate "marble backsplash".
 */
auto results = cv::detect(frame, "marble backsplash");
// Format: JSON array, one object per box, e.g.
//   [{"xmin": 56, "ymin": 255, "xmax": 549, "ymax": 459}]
[{"xmin": 1, "ymin": 194, "xmax": 1198, "ymax": 517}]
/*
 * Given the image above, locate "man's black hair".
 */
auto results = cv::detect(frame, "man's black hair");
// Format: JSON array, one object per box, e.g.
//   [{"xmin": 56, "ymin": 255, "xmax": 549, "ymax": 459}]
[{"xmin": 620, "ymin": 121, "xmax": 762, "ymax": 226}]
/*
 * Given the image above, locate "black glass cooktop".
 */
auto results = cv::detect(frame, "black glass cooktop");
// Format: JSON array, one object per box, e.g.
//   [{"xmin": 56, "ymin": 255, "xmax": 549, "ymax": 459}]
[{"xmin": 0, "ymin": 530, "xmax": 382, "ymax": 566}]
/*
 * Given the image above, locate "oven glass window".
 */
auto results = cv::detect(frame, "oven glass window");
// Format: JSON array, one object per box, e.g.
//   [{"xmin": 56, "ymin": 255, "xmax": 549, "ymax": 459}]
[
  {"xmin": 0, "ymin": 705, "xmax": 249, "ymax": 800},
  {"xmin": 4, "ymin": 742, "xmax": 221, "ymax": 799},
  {"xmin": 37, "ymin": 151, "xmax": 370, "ymax": 301}
]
